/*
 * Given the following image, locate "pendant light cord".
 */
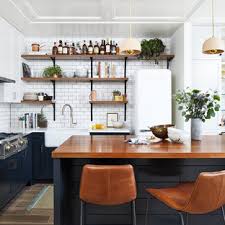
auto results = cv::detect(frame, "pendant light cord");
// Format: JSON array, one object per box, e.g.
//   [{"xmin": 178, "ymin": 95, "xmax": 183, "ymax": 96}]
[
  {"xmin": 129, "ymin": 0, "xmax": 132, "ymax": 38},
  {"xmin": 212, "ymin": 0, "xmax": 215, "ymax": 37}
]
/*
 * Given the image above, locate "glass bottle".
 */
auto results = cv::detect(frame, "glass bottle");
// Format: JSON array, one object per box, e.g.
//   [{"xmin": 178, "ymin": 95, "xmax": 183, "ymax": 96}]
[
  {"xmin": 105, "ymin": 39, "xmax": 111, "ymax": 55},
  {"xmin": 111, "ymin": 41, "xmax": 116, "ymax": 55},
  {"xmin": 116, "ymin": 43, "xmax": 120, "ymax": 55},
  {"xmin": 52, "ymin": 42, "xmax": 58, "ymax": 55},
  {"xmin": 58, "ymin": 40, "xmax": 63, "ymax": 55},
  {"xmin": 63, "ymin": 42, "xmax": 68, "ymax": 55},
  {"xmin": 100, "ymin": 40, "xmax": 105, "ymax": 55},
  {"xmin": 82, "ymin": 40, "xmax": 88, "ymax": 54},
  {"xmin": 88, "ymin": 40, "xmax": 93, "ymax": 54},
  {"xmin": 94, "ymin": 41, "xmax": 100, "ymax": 54}
]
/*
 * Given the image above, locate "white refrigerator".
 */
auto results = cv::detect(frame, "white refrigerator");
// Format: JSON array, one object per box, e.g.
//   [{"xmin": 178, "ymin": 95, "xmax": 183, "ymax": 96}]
[{"xmin": 134, "ymin": 69, "xmax": 172, "ymax": 135}]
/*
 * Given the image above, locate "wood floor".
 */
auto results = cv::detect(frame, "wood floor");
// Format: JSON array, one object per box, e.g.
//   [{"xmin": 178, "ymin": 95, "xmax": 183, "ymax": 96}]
[{"xmin": 0, "ymin": 184, "xmax": 53, "ymax": 225}]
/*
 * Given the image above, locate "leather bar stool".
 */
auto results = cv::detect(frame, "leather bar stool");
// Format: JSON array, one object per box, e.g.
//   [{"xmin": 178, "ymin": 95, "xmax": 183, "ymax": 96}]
[
  {"xmin": 79, "ymin": 164, "xmax": 137, "ymax": 225},
  {"xmin": 145, "ymin": 170, "xmax": 225, "ymax": 225}
]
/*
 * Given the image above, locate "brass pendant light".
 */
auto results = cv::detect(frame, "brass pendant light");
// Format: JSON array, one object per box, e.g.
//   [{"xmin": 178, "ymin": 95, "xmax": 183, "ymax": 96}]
[
  {"xmin": 202, "ymin": 0, "xmax": 224, "ymax": 54},
  {"xmin": 120, "ymin": 0, "xmax": 141, "ymax": 55}
]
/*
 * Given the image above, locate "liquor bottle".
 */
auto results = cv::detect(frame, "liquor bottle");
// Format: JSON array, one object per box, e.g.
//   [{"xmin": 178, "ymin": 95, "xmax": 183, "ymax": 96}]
[
  {"xmin": 58, "ymin": 40, "xmax": 63, "ymax": 55},
  {"xmin": 82, "ymin": 40, "xmax": 88, "ymax": 54},
  {"xmin": 52, "ymin": 42, "xmax": 58, "ymax": 55},
  {"xmin": 63, "ymin": 42, "xmax": 68, "ymax": 55},
  {"xmin": 105, "ymin": 39, "xmax": 111, "ymax": 55},
  {"xmin": 94, "ymin": 41, "xmax": 100, "ymax": 54},
  {"xmin": 76, "ymin": 42, "xmax": 82, "ymax": 54},
  {"xmin": 72, "ymin": 42, "xmax": 76, "ymax": 55},
  {"xmin": 69, "ymin": 43, "xmax": 74, "ymax": 55},
  {"xmin": 111, "ymin": 41, "xmax": 116, "ymax": 55},
  {"xmin": 88, "ymin": 40, "xmax": 93, "ymax": 54},
  {"xmin": 100, "ymin": 40, "xmax": 105, "ymax": 55},
  {"xmin": 116, "ymin": 43, "xmax": 120, "ymax": 55}
]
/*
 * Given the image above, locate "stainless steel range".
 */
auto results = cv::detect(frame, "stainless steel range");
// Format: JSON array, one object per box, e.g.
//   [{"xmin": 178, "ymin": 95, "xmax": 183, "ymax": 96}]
[{"xmin": 0, "ymin": 133, "xmax": 28, "ymax": 159}]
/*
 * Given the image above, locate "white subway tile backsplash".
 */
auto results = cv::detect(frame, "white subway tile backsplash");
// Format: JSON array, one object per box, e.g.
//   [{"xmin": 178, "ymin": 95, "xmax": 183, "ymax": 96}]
[
  {"xmin": 0, "ymin": 103, "xmax": 10, "ymax": 132},
  {"xmin": 9, "ymin": 37, "xmax": 170, "ymax": 129}
]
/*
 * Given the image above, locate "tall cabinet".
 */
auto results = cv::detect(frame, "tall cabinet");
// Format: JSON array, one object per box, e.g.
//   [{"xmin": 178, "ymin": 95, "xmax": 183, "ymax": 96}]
[{"xmin": 0, "ymin": 17, "xmax": 23, "ymax": 103}]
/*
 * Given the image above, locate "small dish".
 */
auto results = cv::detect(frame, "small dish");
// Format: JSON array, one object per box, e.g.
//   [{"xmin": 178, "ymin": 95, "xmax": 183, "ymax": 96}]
[{"xmin": 168, "ymin": 128, "xmax": 190, "ymax": 144}]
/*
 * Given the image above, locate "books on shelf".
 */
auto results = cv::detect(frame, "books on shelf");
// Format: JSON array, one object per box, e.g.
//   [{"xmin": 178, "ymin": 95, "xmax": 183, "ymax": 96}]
[{"xmin": 24, "ymin": 113, "xmax": 38, "ymax": 129}]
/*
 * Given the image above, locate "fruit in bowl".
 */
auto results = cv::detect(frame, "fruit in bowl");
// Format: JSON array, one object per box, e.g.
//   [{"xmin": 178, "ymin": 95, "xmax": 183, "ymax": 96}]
[
  {"xmin": 168, "ymin": 128, "xmax": 190, "ymax": 144},
  {"xmin": 149, "ymin": 124, "xmax": 174, "ymax": 139}
]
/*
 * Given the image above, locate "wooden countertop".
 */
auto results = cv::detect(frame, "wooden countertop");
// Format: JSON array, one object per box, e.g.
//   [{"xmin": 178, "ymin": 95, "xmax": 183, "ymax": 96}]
[{"xmin": 52, "ymin": 135, "xmax": 225, "ymax": 159}]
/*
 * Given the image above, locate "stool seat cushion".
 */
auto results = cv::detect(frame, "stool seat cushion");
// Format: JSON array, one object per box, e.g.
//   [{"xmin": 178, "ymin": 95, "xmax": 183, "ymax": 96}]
[{"xmin": 146, "ymin": 182, "xmax": 195, "ymax": 211}]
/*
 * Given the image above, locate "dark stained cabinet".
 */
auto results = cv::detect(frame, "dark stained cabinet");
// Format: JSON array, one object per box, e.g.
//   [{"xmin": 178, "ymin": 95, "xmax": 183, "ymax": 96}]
[{"xmin": 32, "ymin": 133, "xmax": 54, "ymax": 182}]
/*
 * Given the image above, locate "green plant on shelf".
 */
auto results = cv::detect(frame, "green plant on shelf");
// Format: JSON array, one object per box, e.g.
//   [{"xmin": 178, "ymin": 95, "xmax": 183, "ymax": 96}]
[
  {"xmin": 139, "ymin": 38, "xmax": 166, "ymax": 61},
  {"xmin": 43, "ymin": 65, "xmax": 62, "ymax": 78}
]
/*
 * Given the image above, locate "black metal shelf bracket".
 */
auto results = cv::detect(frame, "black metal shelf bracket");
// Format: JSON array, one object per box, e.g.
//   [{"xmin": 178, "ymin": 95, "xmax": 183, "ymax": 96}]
[
  {"xmin": 51, "ymin": 80, "xmax": 56, "ymax": 121},
  {"xmin": 90, "ymin": 57, "xmax": 93, "ymax": 121},
  {"xmin": 51, "ymin": 57, "xmax": 56, "ymax": 67},
  {"xmin": 124, "ymin": 57, "xmax": 128, "ymax": 121},
  {"xmin": 167, "ymin": 59, "xmax": 172, "ymax": 69}
]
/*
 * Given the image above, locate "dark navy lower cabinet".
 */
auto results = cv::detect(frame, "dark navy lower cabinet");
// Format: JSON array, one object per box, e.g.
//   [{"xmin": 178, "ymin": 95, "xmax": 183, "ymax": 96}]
[
  {"xmin": 32, "ymin": 133, "xmax": 54, "ymax": 182},
  {"xmin": 0, "ymin": 135, "xmax": 32, "ymax": 210}
]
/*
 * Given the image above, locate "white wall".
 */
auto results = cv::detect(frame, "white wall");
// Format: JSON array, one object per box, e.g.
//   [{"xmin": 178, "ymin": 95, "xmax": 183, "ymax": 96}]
[
  {"xmin": 0, "ymin": 16, "xmax": 24, "ymax": 131},
  {"xmin": 170, "ymin": 23, "xmax": 192, "ymax": 131},
  {"xmin": 192, "ymin": 25, "xmax": 223, "ymax": 134}
]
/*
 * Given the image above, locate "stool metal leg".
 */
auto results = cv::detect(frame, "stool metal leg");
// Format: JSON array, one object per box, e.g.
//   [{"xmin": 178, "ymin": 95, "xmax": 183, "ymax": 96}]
[
  {"xmin": 145, "ymin": 197, "xmax": 150, "ymax": 225},
  {"xmin": 186, "ymin": 213, "xmax": 189, "ymax": 225},
  {"xmin": 221, "ymin": 206, "xmax": 225, "ymax": 224},
  {"xmin": 131, "ymin": 200, "xmax": 137, "ymax": 225},
  {"xmin": 178, "ymin": 212, "xmax": 185, "ymax": 225},
  {"xmin": 80, "ymin": 200, "xmax": 85, "ymax": 225}
]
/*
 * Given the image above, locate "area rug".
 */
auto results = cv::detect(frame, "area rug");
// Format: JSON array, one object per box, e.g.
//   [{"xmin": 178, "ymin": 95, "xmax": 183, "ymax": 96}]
[{"xmin": 27, "ymin": 185, "xmax": 54, "ymax": 211}]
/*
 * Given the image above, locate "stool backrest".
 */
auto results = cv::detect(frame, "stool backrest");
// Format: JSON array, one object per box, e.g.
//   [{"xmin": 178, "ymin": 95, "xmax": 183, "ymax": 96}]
[
  {"xmin": 184, "ymin": 170, "xmax": 225, "ymax": 214},
  {"xmin": 80, "ymin": 164, "xmax": 137, "ymax": 205}
]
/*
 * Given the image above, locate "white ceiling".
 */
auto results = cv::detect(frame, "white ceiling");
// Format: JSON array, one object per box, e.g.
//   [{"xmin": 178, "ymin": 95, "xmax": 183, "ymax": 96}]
[{"xmin": 0, "ymin": 0, "xmax": 225, "ymax": 37}]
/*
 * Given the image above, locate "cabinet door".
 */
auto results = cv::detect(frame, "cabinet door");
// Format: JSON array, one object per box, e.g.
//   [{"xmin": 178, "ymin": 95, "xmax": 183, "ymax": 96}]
[
  {"xmin": 0, "ymin": 160, "xmax": 10, "ymax": 210},
  {"xmin": 45, "ymin": 147, "xmax": 54, "ymax": 180},
  {"xmin": 32, "ymin": 134, "xmax": 46, "ymax": 180}
]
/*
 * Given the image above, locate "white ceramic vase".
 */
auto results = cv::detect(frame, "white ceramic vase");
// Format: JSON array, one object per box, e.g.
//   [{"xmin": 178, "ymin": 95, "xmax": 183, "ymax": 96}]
[{"xmin": 191, "ymin": 118, "xmax": 203, "ymax": 141}]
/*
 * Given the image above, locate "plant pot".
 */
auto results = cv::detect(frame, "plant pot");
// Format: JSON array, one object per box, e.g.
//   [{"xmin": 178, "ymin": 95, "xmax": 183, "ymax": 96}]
[
  {"xmin": 191, "ymin": 119, "xmax": 203, "ymax": 140},
  {"xmin": 38, "ymin": 120, "xmax": 48, "ymax": 128}
]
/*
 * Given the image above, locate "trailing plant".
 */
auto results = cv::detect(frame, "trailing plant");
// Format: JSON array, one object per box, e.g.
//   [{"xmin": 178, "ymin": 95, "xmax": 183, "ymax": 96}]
[
  {"xmin": 139, "ymin": 38, "xmax": 165, "ymax": 60},
  {"xmin": 175, "ymin": 88, "xmax": 220, "ymax": 122},
  {"xmin": 43, "ymin": 65, "xmax": 62, "ymax": 78}
]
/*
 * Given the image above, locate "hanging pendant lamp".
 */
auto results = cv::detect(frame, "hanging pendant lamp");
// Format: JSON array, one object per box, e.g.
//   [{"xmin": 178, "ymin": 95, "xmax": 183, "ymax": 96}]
[
  {"xmin": 120, "ymin": 0, "xmax": 141, "ymax": 55},
  {"xmin": 202, "ymin": 0, "xmax": 224, "ymax": 54}
]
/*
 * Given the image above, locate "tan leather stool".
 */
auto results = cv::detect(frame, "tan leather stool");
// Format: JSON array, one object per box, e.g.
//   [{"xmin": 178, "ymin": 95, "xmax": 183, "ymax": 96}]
[
  {"xmin": 145, "ymin": 170, "xmax": 225, "ymax": 225},
  {"xmin": 80, "ymin": 164, "xmax": 137, "ymax": 225}
]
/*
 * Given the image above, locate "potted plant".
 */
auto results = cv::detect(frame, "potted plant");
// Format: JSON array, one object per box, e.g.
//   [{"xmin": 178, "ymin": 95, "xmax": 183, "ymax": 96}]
[
  {"xmin": 37, "ymin": 111, "xmax": 48, "ymax": 128},
  {"xmin": 43, "ymin": 65, "xmax": 62, "ymax": 78},
  {"xmin": 112, "ymin": 90, "xmax": 122, "ymax": 101},
  {"xmin": 176, "ymin": 88, "xmax": 220, "ymax": 140},
  {"xmin": 139, "ymin": 38, "xmax": 165, "ymax": 62}
]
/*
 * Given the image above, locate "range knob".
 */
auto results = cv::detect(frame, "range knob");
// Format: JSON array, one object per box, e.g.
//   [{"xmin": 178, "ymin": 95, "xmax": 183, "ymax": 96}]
[
  {"xmin": 5, "ymin": 142, "xmax": 11, "ymax": 151},
  {"xmin": 18, "ymin": 138, "xmax": 27, "ymax": 146}
]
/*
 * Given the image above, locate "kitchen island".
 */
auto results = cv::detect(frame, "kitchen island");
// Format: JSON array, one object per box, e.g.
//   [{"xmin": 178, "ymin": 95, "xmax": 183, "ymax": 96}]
[{"xmin": 52, "ymin": 135, "xmax": 225, "ymax": 225}]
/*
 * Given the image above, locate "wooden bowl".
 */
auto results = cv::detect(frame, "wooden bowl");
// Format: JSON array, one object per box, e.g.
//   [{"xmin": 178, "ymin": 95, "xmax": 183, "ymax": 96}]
[{"xmin": 150, "ymin": 124, "xmax": 174, "ymax": 139}]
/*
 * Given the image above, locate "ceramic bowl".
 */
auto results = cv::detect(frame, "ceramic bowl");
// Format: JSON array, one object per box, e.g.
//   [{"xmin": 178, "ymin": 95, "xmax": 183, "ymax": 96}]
[
  {"xmin": 150, "ymin": 124, "xmax": 174, "ymax": 139},
  {"xmin": 168, "ymin": 128, "xmax": 190, "ymax": 144},
  {"xmin": 112, "ymin": 121, "xmax": 124, "ymax": 128}
]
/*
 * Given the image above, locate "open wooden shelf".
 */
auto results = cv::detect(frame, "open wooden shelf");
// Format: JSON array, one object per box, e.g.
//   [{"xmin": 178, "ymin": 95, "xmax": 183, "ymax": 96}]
[
  {"xmin": 21, "ymin": 100, "xmax": 54, "ymax": 104},
  {"xmin": 21, "ymin": 54, "xmax": 174, "ymax": 61},
  {"xmin": 21, "ymin": 77, "xmax": 128, "ymax": 82},
  {"xmin": 90, "ymin": 100, "xmax": 128, "ymax": 104}
]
